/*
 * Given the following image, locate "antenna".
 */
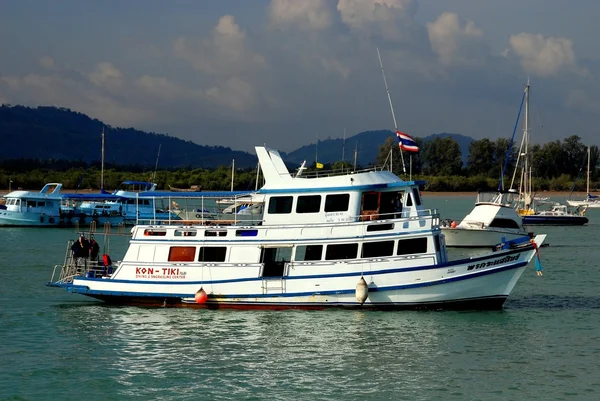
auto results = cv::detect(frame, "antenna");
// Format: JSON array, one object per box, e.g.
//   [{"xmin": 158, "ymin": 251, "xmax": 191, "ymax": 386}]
[
  {"xmin": 377, "ymin": 47, "xmax": 406, "ymax": 174},
  {"xmin": 101, "ymin": 127, "xmax": 105, "ymax": 191},
  {"xmin": 342, "ymin": 127, "xmax": 346, "ymax": 162},
  {"xmin": 152, "ymin": 144, "xmax": 161, "ymax": 183}
]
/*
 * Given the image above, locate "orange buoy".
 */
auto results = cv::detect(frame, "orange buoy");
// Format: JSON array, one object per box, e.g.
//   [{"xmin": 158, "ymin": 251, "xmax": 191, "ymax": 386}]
[{"xmin": 195, "ymin": 288, "xmax": 208, "ymax": 304}]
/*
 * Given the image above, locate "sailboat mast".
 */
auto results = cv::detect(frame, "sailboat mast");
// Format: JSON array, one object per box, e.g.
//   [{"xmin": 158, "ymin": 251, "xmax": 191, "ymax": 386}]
[
  {"xmin": 524, "ymin": 80, "xmax": 531, "ymax": 205},
  {"xmin": 587, "ymin": 146, "xmax": 591, "ymax": 195},
  {"xmin": 101, "ymin": 127, "xmax": 105, "ymax": 191}
]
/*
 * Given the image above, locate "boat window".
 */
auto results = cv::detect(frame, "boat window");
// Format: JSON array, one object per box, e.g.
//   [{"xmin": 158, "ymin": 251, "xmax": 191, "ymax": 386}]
[
  {"xmin": 294, "ymin": 245, "xmax": 323, "ymax": 261},
  {"xmin": 366, "ymin": 223, "xmax": 394, "ymax": 232},
  {"xmin": 236, "ymin": 229, "xmax": 258, "ymax": 237},
  {"xmin": 175, "ymin": 229, "xmax": 197, "ymax": 237},
  {"xmin": 325, "ymin": 194, "xmax": 350, "ymax": 212},
  {"xmin": 362, "ymin": 241, "xmax": 394, "ymax": 257},
  {"xmin": 199, "ymin": 247, "xmax": 227, "ymax": 262},
  {"xmin": 362, "ymin": 192, "xmax": 379, "ymax": 211},
  {"xmin": 268, "ymin": 196, "xmax": 293, "ymax": 214},
  {"xmin": 168, "ymin": 246, "xmax": 196, "ymax": 262},
  {"xmin": 27, "ymin": 200, "xmax": 36, "ymax": 207},
  {"xmin": 489, "ymin": 218, "xmax": 521, "ymax": 229},
  {"xmin": 144, "ymin": 229, "xmax": 167, "ymax": 236},
  {"xmin": 406, "ymin": 193, "xmax": 413, "ymax": 207},
  {"xmin": 205, "ymin": 230, "xmax": 227, "ymax": 237},
  {"xmin": 38, "ymin": 201, "xmax": 45, "ymax": 207},
  {"xmin": 296, "ymin": 195, "xmax": 321, "ymax": 213},
  {"xmin": 260, "ymin": 247, "xmax": 292, "ymax": 277},
  {"xmin": 325, "ymin": 243, "xmax": 358, "ymax": 260},
  {"xmin": 412, "ymin": 188, "xmax": 422, "ymax": 206},
  {"xmin": 397, "ymin": 237, "xmax": 427, "ymax": 255}
]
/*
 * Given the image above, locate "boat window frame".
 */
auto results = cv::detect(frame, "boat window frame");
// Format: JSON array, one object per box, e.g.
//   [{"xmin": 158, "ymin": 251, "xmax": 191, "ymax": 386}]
[
  {"xmin": 324, "ymin": 194, "xmax": 350, "ymax": 212},
  {"xmin": 168, "ymin": 246, "xmax": 196, "ymax": 262},
  {"xmin": 296, "ymin": 195, "xmax": 322, "ymax": 214},
  {"xmin": 268, "ymin": 196, "xmax": 294, "ymax": 214}
]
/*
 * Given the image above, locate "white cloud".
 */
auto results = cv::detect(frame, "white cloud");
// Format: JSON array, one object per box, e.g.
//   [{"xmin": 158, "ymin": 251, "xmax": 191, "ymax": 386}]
[
  {"xmin": 88, "ymin": 62, "xmax": 123, "ymax": 87},
  {"xmin": 173, "ymin": 15, "xmax": 267, "ymax": 76},
  {"xmin": 39, "ymin": 56, "xmax": 56, "ymax": 70},
  {"xmin": 427, "ymin": 12, "xmax": 486, "ymax": 67},
  {"xmin": 509, "ymin": 33, "xmax": 585, "ymax": 77},
  {"xmin": 337, "ymin": 0, "xmax": 419, "ymax": 41},
  {"xmin": 268, "ymin": 0, "xmax": 334, "ymax": 30}
]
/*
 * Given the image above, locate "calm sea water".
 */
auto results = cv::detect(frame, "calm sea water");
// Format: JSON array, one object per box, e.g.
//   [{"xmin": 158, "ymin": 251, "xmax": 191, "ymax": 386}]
[{"xmin": 1, "ymin": 195, "xmax": 600, "ymax": 401}]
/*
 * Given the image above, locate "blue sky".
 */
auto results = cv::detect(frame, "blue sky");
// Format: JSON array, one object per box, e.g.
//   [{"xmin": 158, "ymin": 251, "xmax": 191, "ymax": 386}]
[{"xmin": 1, "ymin": 0, "xmax": 598, "ymax": 153}]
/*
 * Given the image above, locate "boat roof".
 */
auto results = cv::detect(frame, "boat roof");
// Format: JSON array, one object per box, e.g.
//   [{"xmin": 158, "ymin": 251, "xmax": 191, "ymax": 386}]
[{"xmin": 255, "ymin": 146, "xmax": 422, "ymax": 193}]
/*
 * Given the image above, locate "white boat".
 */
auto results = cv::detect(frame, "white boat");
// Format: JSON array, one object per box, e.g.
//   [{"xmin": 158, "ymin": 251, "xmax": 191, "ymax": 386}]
[
  {"xmin": 62, "ymin": 181, "xmax": 180, "ymax": 226},
  {"xmin": 441, "ymin": 191, "xmax": 531, "ymax": 247},
  {"xmin": 48, "ymin": 146, "xmax": 547, "ymax": 310},
  {"xmin": 0, "ymin": 183, "xmax": 64, "ymax": 226},
  {"xmin": 567, "ymin": 147, "xmax": 600, "ymax": 208}
]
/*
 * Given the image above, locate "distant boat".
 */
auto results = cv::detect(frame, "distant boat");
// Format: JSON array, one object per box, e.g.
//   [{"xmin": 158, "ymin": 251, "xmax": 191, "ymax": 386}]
[
  {"xmin": 62, "ymin": 181, "xmax": 181, "ymax": 226},
  {"xmin": 511, "ymin": 81, "xmax": 588, "ymax": 226},
  {"xmin": 0, "ymin": 183, "xmax": 63, "ymax": 227},
  {"xmin": 442, "ymin": 191, "xmax": 531, "ymax": 247},
  {"xmin": 567, "ymin": 147, "xmax": 600, "ymax": 208}
]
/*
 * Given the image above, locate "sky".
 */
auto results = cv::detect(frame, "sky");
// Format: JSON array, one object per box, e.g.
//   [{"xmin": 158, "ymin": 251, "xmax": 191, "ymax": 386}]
[{"xmin": 1, "ymin": 0, "xmax": 599, "ymax": 153}]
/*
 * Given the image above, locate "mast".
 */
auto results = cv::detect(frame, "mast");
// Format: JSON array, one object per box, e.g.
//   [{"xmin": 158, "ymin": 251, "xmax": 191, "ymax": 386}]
[
  {"xmin": 377, "ymin": 47, "xmax": 406, "ymax": 174},
  {"xmin": 152, "ymin": 144, "xmax": 161, "ymax": 183},
  {"xmin": 587, "ymin": 146, "xmax": 591, "ymax": 195},
  {"xmin": 101, "ymin": 127, "xmax": 105, "ymax": 191},
  {"xmin": 231, "ymin": 159, "xmax": 235, "ymax": 191},
  {"xmin": 342, "ymin": 127, "xmax": 346, "ymax": 162},
  {"xmin": 523, "ymin": 80, "xmax": 531, "ymax": 208}
]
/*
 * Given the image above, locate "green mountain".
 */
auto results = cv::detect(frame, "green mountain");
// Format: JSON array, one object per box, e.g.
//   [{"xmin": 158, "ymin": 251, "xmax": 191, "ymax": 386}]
[
  {"xmin": 284, "ymin": 130, "xmax": 474, "ymax": 166},
  {"xmin": 0, "ymin": 105, "xmax": 257, "ymax": 168},
  {"xmin": 0, "ymin": 105, "xmax": 475, "ymax": 169}
]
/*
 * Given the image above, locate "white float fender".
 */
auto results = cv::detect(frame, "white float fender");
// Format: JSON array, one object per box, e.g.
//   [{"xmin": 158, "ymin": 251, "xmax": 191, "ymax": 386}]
[{"xmin": 356, "ymin": 276, "xmax": 369, "ymax": 305}]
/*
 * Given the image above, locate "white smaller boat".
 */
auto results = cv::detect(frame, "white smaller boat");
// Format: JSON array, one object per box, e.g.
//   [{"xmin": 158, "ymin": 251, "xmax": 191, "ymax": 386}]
[
  {"xmin": 442, "ymin": 191, "xmax": 531, "ymax": 247},
  {"xmin": 567, "ymin": 147, "xmax": 600, "ymax": 208},
  {"xmin": 0, "ymin": 183, "xmax": 64, "ymax": 226},
  {"xmin": 62, "ymin": 181, "xmax": 180, "ymax": 226}
]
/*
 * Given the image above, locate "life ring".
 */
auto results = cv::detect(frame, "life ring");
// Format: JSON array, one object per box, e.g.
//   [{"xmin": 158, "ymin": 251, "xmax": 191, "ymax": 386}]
[{"xmin": 49, "ymin": 217, "xmax": 55, "ymax": 224}]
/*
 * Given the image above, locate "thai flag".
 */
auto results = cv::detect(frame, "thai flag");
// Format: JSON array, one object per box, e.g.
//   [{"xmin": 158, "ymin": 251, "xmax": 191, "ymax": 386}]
[{"xmin": 396, "ymin": 130, "xmax": 419, "ymax": 153}]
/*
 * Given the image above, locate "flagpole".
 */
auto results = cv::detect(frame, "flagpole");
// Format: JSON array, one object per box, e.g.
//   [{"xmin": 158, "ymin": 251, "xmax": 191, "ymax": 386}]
[{"xmin": 377, "ymin": 47, "xmax": 406, "ymax": 174}]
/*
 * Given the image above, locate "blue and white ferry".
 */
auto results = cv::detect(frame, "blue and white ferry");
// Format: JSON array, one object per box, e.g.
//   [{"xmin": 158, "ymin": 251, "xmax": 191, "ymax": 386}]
[
  {"xmin": 0, "ymin": 183, "xmax": 64, "ymax": 226},
  {"xmin": 48, "ymin": 147, "xmax": 546, "ymax": 310}
]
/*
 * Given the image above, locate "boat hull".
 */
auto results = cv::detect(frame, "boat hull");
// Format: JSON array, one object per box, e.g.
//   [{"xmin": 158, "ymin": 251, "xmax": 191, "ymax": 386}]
[
  {"xmin": 442, "ymin": 227, "xmax": 530, "ymax": 248},
  {"xmin": 50, "ymin": 238, "xmax": 544, "ymax": 310}
]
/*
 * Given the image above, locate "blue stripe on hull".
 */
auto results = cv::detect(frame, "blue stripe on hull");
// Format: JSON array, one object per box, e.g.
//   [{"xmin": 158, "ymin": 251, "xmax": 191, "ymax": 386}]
[{"xmin": 58, "ymin": 260, "xmax": 527, "ymax": 305}]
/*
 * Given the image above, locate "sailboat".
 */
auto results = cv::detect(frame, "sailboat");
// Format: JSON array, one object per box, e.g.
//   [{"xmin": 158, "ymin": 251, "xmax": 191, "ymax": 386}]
[
  {"xmin": 511, "ymin": 82, "xmax": 588, "ymax": 226},
  {"xmin": 567, "ymin": 147, "xmax": 600, "ymax": 208}
]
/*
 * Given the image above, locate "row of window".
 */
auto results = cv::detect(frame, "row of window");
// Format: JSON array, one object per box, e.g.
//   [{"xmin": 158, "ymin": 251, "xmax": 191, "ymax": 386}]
[
  {"xmin": 166, "ymin": 237, "xmax": 432, "ymax": 262},
  {"xmin": 268, "ymin": 194, "xmax": 350, "ymax": 214},
  {"xmin": 5, "ymin": 199, "xmax": 50, "ymax": 207},
  {"xmin": 267, "ymin": 189, "xmax": 422, "ymax": 215}
]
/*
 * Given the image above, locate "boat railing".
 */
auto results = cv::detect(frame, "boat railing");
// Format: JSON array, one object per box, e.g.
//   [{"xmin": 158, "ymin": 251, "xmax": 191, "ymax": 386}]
[
  {"xmin": 49, "ymin": 240, "xmax": 115, "ymax": 285},
  {"xmin": 294, "ymin": 165, "xmax": 384, "ymax": 179}
]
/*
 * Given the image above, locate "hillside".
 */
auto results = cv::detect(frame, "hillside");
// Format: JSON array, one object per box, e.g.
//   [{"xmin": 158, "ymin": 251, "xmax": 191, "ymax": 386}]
[
  {"xmin": 0, "ymin": 105, "xmax": 474, "ymax": 169},
  {"xmin": 0, "ymin": 105, "xmax": 257, "ymax": 168},
  {"xmin": 284, "ymin": 130, "xmax": 473, "ymax": 166}
]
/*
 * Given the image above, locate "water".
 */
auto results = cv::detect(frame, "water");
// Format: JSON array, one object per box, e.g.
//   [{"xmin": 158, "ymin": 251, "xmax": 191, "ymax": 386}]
[{"xmin": 2, "ymin": 195, "xmax": 600, "ymax": 401}]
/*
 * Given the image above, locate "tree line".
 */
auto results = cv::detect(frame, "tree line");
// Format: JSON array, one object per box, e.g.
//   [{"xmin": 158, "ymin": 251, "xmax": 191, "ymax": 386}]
[{"xmin": 1, "ymin": 135, "xmax": 598, "ymax": 192}]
